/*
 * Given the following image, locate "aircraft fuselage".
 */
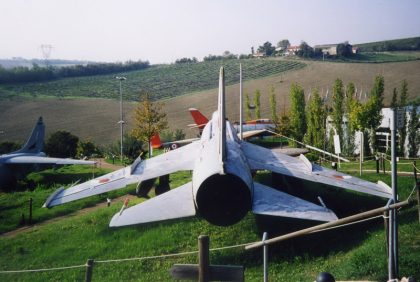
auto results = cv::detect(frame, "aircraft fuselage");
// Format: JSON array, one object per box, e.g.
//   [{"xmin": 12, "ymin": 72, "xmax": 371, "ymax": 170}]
[{"xmin": 192, "ymin": 115, "xmax": 253, "ymax": 226}]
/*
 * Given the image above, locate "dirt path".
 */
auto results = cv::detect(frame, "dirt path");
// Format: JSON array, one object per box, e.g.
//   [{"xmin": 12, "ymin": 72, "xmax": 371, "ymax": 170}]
[
  {"xmin": 1, "ymin": 194, "xmax": 137, "ymax": 239},
  {"xmin": 93, "ymin": 158, "xmax": 124, "ymax": 170}
]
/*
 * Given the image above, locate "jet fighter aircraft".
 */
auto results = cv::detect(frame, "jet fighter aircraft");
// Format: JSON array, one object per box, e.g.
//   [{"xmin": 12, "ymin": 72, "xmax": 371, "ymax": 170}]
[
  {"xmin": 44, "ymin": 68, "xmax": 392, "ymax": 227},
  {"xmin": 0, "ymin": 117, "xmax": 95, "ymax": 188}
]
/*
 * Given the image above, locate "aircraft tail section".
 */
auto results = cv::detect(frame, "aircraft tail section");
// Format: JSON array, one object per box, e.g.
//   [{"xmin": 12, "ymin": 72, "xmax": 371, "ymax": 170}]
[
  {"xmin": 188, "ymin": 108, "xmax": 208, "ymax": 129},
  {"xmin": 217, "ymin": 67, "xmax": 226, "ymax": 162},
  {"xmin": 15, "ymin": 117, "xmax": 45, "ymax": 154},
  {"xmin": 150, "ymin": 134, "xmax": 163, "ymax": 149}
]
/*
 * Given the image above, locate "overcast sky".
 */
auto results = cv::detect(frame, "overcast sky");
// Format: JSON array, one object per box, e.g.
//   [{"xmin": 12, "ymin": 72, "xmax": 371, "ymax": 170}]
[{"xmin": 1, "ymin": 0, "xmax": 419, "ymax": 64}]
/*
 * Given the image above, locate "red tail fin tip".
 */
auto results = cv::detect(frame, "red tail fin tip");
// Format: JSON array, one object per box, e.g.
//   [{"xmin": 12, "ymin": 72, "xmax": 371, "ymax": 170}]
[
  {"xmin": 150, "ymin": 134, "xmax": 163, "ymax": 149},
  {"xmin": 188, "ymin": 108, "xmax": 209, "ymax": 128}
]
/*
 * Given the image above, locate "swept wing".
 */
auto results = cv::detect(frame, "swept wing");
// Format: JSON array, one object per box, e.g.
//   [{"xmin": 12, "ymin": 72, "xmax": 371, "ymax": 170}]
[
  {"xmin": 44, "ymin": 141, "xmax": 201, "ymax": 208},
  {"xmin": 241, "ymin": 141, "xmax": 392, "ymax": 199}
]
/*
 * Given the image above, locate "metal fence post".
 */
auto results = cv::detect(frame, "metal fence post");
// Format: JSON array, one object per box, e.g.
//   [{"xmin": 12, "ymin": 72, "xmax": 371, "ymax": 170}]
[{"xmin": 262, "ymin": 232, "xmax": 268, "ymax": 282}]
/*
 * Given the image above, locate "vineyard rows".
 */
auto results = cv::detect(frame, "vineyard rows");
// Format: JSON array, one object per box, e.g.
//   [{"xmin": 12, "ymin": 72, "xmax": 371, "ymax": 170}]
[{"xmin": 0, "ymin": 59, "xmax": 305, "ymax": 101}]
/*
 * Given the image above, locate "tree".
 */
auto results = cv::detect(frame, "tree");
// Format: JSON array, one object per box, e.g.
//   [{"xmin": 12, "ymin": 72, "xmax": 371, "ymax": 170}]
[
  {"xmin": 344, "ymin": 82, "xmax": 356, "ymax": 155},
  {"xmin": 277, "ymin": 39, "xmax": 290, "ymax": 50},
  {"xmin": 269, "ymin": 86, "xmax": 279, "ymax": 125},
  {"xmin": 107, "ymin": 133, "xmax": 144, "ymax": 162},
  {"xmin": 297, "ymin": 41, "xmax": 314, "ymax": 58},
  {"xmin": 390, "ymin": 88, "xmax": 398, "ymax": 109},
  {"xmin": 364, "ymin": 75, "xmax": 385, "ymax": 153},
  {"xmin": 160, "ymin": 129, "xmax": 186, "ymax": 142},
  {"xmin": 254, "ymin": 90, "xmax": 261, "ymax": 119},
  {"xmin": 0, "ymin": 141, "xmax": 21, "ymax": 154},
  {"xmin": 77, "ymin": 139, "xmax": 102, "ymax": 158},
  {"xmin": 289, "ymin": 83, "xmax": 306, "ymax": 144},
  {"xmin": 245, "ymin": 93, "xmax": 252, "ymax": 121},
  {"xmin": 336, "ymin": 42, "xmax": 352, "ymax": 58},
  {"xmin": 304, "ymin": 88, "xmax": 325, "ymax": 149},
  {"xmin": 277, "ymin": 113, "xmax": 292, "ymax": 137},
  {"xmin": 407, "ymin": 103, "xmax": 419, "ymax": 158},
  {"xmin": 398, "ymin": 80, "xmax": 409, "ymax": 156},
  {"xmin": 400, "ymin": 80, "xmax": 408, "ymax": 107},
  {"xmin": 45, "ymin": 131, "xmax": 79, "ymax": 158},
  {"xmin": 132, "ymin": 93, "xmax": 168, "ymax": 157},
  {"xmin": 331, "ymin": 79, "xmax": 345, "ymax": 146},
  {"xmin": 257, "ymin": 41, "xmax": 276, "ymax": 56}
]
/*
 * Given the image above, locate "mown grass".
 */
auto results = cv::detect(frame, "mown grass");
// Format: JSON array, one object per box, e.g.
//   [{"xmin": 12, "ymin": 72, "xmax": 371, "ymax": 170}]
[
  {"xmin": 0, "ymin": 165, "xmax": 119, "ymax": 234},
  {"xmin": 0, "ymin": 59, "xmax": 305, "ymax": 102},
  {"xmin": 0, "ymin": 164, "xmax": 418, "ymax": 281},
  {"xmin": 339, "ymin": 158, "xmax": 418, "ymax": 173}
]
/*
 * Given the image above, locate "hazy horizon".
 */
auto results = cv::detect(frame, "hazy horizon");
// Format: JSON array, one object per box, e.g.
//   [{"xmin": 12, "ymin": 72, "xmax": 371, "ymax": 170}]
[{"xmin": 1, "ymin": 0, "xmax": 419, "ymax": 64}]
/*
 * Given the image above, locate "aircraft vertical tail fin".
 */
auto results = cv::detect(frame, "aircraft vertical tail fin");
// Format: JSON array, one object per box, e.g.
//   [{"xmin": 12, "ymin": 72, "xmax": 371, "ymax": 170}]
[
  {"xmin": 150, "ymin": 134, "xmax": 163, "ymax": 149},
  {"xmin": 217, "ymin": 67, "xmax": 227, "ymax": 162},
  {"xmin": 15, "ymin": 117, "xmax": 45, "ymax": 154},
  {"xmin": 188, "ymin": 108, "xmax": 209, "ymax": 129}
]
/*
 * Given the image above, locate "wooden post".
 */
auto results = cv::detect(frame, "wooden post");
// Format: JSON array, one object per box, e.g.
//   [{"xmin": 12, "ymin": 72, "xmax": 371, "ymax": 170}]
[
  {"xmin": 29, "ymin": 198, "xmax": 33, "ymax": 225},
  {"xmin": 376, "ymin": 156, "xmax": 380, "ymax": 174},
  {"xmin": 85, "ymin": 259, "xmax": 94, "ymax": 282},
  {"xmin": 199, "ymin": 235, "xmax": 210, "ymax": 282},
  {"xmin": 382, "ymin": 154, "xmax": 386, "ymax": 174},
  {"xmin": 171, "ymin": 235, "xmax": 244, "ymax": 281},
  {"xmin": 383, "ymin": 211, "xmax": 389, "ymax": 254}
]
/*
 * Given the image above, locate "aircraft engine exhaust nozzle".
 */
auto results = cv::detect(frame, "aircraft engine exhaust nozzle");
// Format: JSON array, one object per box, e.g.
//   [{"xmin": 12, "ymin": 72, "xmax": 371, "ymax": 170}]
[{"xmin": 195, "ymin": 173, "xmax": 251, "ymax": 226}]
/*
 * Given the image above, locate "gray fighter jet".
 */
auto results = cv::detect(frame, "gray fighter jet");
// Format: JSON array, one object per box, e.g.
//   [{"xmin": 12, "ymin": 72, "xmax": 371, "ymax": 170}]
[{"xmin": 44, "ymin": 68, "xmax": 392, "ymax": 227}]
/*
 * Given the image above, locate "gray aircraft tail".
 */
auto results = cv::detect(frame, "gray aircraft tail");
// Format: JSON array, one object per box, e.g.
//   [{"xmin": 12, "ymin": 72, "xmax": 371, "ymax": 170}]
[{"xmin": 14, "ymin": 117, "xmax": 45, "ymax": 154}]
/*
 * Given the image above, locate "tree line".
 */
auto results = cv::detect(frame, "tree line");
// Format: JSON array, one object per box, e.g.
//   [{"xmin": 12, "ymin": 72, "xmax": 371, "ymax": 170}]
[
  {"xmin": 0, "ymin": 60, "xmax": 149, "ymax": 84},
  {"xmin": 265, "ymin": 78, "xmax": 419, "ymax": 158}
]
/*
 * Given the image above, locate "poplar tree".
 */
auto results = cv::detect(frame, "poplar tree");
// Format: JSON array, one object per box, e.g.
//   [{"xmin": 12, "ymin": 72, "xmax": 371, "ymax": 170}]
[
  {"xmin": 289, "ymin": 83, "xmax": 306, "ymax": 144},
  {"xmin": 269, "ymin": 86, "xmax": 279, "ymax": 125},
  {"xmin": 332, "ymin": 79, "xmax": 344, "ymax": 145},
  {"xmin": 245, "ymin": 93, "xmax": 252, "ymax": 121},
  {"xmin": 344, "ymin": 82, "xmax": 356, "ymax": 155},
  {"xmin": 304, "ymin": 88, "xmax": 325, "ymax": 148},
  {"xmin": 132, "ymin": 93, "xmax": 168, "ymax": 157},
  {"xmin": 390, "ymin": 88, "xmax": 398, "ymax": 109},
  {"xmin": 398, "ymin": 80, "xmax": 409, "ymax": 156},
  {"xmin": 407, "ymin": 103, "xmax": 419, "ymax": 158},
  {"xmin": 364, "ymin": 75, "xmax": 385, "ymax": 153},
  {"xmin": 254, "ymin": 89, "xmax": 261, "ymax": 119}
]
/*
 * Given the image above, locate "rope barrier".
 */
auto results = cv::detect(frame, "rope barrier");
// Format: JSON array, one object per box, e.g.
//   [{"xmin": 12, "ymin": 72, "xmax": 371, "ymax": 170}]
[
  {"xmin": 407, "ymin": 184, "xmax": 418, "ymax": 201},
  {"xmin": 0, "ymin": 264, "xmax": 86, "ymax": 273},
  {"xmin": 413, "ymin": 163, "xmax": 420, "ymax": 173},
  {"xmin": 0, "ymin": 242, "xmax": 251, "ymax": 273}
]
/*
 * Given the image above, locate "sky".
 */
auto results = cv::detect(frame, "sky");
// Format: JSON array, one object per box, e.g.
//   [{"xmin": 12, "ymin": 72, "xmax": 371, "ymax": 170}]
[{"xmin": 1, "ymin": 0, "xmax": 419, "ymax": 64}]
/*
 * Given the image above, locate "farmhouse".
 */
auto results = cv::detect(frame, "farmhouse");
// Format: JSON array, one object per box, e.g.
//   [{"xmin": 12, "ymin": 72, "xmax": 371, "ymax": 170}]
[
  {"xmin": 284, "ymin": 45, "xmax": 300, "ymax": 55},
  {"xmin": 252, "ymin": 51, "xmax": 265, "ymax": 58},
  {"xmin": 314, "ymin": 44, "xmax": 338, "ymax": 56}
]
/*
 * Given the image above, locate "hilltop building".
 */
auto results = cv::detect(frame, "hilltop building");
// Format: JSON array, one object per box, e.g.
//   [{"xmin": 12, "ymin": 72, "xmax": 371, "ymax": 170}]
[
  {"xmin": 314, "ymin": 44, "xmax": 338, "ymax": 56},
  {"xmin": 284, "ymin": 45, "xmax": 300, "ymax": 56}
]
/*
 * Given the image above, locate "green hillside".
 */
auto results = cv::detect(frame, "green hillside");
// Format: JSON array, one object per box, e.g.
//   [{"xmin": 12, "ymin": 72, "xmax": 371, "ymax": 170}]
[
  {"xmin": 0, "ymin": 59, "xmax": 305, "ymax": 101},
  {"xmin": 355, "ymin": 36, "xmax": 420, "ymax": 52}
]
